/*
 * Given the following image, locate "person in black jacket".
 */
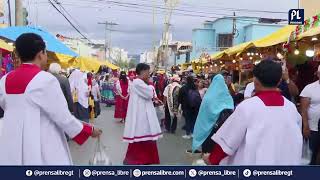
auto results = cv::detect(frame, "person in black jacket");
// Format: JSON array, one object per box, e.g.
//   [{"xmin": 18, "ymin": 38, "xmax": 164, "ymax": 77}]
[
  {"xmin": 179, "ymin": 75, "xmax": 201, "ymax": 139},
  {"xmin": 49, "ymin": 63, "xmax": 74, "ymax": 113}
]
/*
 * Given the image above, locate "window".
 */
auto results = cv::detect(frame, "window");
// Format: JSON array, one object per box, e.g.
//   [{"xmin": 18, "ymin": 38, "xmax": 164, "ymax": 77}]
[{"xmin": 218, "ymin": 34, "xmax": 233, "ymax": 51}]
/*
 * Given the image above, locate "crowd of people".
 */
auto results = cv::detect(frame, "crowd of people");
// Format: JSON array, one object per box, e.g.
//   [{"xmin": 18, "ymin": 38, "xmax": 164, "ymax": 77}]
[
  {"xmin": 0, "ymin": 33, "xmax": 320, "ymax": 166},
  {"xmin": 122, "ymin": 60, "xmax": 320, "ymax": 165}
]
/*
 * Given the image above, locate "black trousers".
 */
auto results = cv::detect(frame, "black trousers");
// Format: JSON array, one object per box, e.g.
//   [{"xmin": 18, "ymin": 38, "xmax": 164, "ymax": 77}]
[
  {"xmin": 94, "ymin": 101, "xmax": 101, "ymax": 118},
  {"xmin": 310, "ymin": 121, "xmax": 320, "ymax": 165},
  {"xmin": 201, "ymin": 127, "xmax": 216, "ymax": 153},
  {"xmin": 184, "ymin": 109, "xmax": 197, "ymax": 135},
  {"xmin": 164, "ymin": 103, "xmax": 177, "ymax": 133}
]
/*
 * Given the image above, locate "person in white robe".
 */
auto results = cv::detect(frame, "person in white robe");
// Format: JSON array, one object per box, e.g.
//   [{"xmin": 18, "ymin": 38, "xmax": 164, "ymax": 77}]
[
  {"xmin": 123, "ymin": 63, "xmax": 162, "ymax": 165},
  {"xmin": 204, "ymin": 60, "xmax": 302, "ymax": 165},
  {"xmin": 69, "ymin": 69, "xmax": 90, "ymax": 123},
  {"xmin": 0, "ymin": 33, "xmax": 102, "ymax": 165}
]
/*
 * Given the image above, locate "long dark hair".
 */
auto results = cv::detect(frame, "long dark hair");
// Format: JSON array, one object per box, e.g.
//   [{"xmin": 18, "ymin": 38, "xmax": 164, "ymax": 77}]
[
  {"xmin": 186, "ymin": 76, "xmax": 196, "ymax": 90},
  {"xmin": 120, "ymin": 71, "xmax": 128, "ymax": 82}
]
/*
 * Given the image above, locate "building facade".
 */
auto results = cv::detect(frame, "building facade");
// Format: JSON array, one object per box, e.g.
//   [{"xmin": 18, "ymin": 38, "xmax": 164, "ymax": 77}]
[
  {"xmin": 191, "ymin": 17, "xmax": 284, "ymax": 59},
  {"xmin": 300, "ymin": 0, "xmax": 320, "ymax": 18},
  {"xmin": 57, "ymin": 34, "xmax": 105, "ymax": 59}
]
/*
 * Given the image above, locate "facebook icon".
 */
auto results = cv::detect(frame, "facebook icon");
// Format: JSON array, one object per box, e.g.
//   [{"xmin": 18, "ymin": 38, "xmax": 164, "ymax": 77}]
[{"xmin": 289, "ymin": 9, "xmax": 305, "ymax": 25}]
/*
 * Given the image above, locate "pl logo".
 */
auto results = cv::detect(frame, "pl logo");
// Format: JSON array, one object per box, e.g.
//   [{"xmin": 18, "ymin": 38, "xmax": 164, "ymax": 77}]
[{"xmin": 289, "ymin": 9, "xmax": 304, "ymax": 25}]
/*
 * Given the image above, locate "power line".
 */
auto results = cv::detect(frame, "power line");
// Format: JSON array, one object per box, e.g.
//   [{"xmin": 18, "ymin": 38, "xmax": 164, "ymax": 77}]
[
  {"xmin": 37, "ymin": 0, "xmax": 288, "ymax": 17},
  {"xmin": 88, "ymin": 0, "xmax": 288, "ymax": 14},
  {"xmin": 47, "ymin": 0, "xmax": 92, "ymax": 43},
  {"xmin": 38, "ymin": 1, "xmax": 284, "ymax": 23},
  {"xmin": 52, "ymin": 0, "xmax": 89, "ymax": 35}
]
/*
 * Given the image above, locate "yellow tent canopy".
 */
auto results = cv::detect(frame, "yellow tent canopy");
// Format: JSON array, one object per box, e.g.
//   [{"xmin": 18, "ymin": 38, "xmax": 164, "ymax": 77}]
[
  {"xmin": 210, "ymin": 26, "xmax": 295, "ymax": 60},
  {"xmin": 48, "ymin": 53, "xmax": 119, "ymax": 72},
  {"xmin": 47, "ymin": 52, "xmax": 77, "ymax": 69},
  {"xmin": 297, "ymin": 26, "xmax": 320, "ymax": 40},
  {"xmin": 72, "ymin": 57, "xmax": 101, "ymax": 72},
  {"xmin": 156, "ymin": 69, "xmax": 166, "ymax": 74},
  {"xmin": 0, "ymin": 39, "xmax": 13, "ymax": 52},
  {"xmin": 72, "ymin": 56, "xmax": 119, "ymax": 72},
  {"xmin": 103, "ymin": 61, "xmax": 119, "ymax": 70},
  {"xmin": 224, "ymin": 41, "xmax": 254, "ymax": 56},
  {"xmin": 253, "ymin": 25, "xmax": 296, "ymax": 48},
  {"xmin": 211, "ymin": 51, "xmax": 226, "ymax": 60}
]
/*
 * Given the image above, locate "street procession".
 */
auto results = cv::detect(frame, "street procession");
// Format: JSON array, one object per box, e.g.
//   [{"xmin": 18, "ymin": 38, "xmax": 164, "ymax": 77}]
[{"xmin": 0, "ymin": 0, "xmax": 320, "ymax": 174}]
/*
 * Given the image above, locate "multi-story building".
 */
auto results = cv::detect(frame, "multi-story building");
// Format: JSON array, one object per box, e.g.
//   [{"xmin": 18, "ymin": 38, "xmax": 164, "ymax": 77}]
[
  {"xmin": 191, "ymin": 16, "xmax": 285, "ymax": 59},
  {"xmin": 107, "ymin": 47, "xmax": 129, "ymax": 63},
  {"xmin": 140, "ymin": 50, "xmax": 156, "ymax": 64}
]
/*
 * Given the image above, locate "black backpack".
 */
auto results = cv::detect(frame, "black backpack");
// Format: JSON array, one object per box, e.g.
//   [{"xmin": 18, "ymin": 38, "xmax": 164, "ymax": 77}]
[
  {"xmin": 212, "ymin": 109, "xmax": 234, "ymax": 134},
  {"xmin": 187, "ymin": 89, "xmax": 202, "ymax": 109}
]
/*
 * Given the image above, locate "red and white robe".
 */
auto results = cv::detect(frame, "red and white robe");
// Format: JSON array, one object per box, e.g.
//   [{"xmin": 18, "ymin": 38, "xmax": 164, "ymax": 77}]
[
  {"xmin": 0, "ymin": 64, "xmax": 92, "ymax": 165},
  {"xmin": 210, "ymin": 91, "xmax": 303, "ymax": 165},
  {"xmin": 123, "ymin": 78, "xmax": 162, "ymax": 165}
]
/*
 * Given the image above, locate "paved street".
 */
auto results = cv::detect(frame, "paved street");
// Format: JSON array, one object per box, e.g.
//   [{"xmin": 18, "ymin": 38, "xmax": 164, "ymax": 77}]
[{"xmin": 69, "ymin": 105, "xmax": 198, "ymax": 165}]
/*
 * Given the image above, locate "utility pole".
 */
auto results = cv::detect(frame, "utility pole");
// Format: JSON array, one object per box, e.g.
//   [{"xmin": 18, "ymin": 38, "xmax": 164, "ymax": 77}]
[
  {"xmin": 162, "ymin": 0, "xmax": 179, "ymax": 69},
  {"xmin": 152, "ymin": 0, "xmax": 157, "ymax": 67},
  {"xmin": 98, "ymin": 21, "xmax": 118, "ymax": 61},
  {"xmin": 7, "ymin": 0, "xmax": 12, "ymax": 26},
  {"xmin": 232, "ymin": 12, "xmax": 237, "ymax": 42},
  {"xmin": 15, "ymin": 0, "xmax": 23, "ymax": 26},
  {"xmin": 232, "ymin": 12, "xmax": 241, "ymax": 85}
]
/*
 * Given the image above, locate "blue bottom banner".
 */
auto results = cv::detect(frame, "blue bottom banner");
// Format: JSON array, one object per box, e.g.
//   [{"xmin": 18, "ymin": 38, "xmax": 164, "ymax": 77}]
[{"xmin": 1, "ymin": 166, "xmax": 319, "ymax": 179}]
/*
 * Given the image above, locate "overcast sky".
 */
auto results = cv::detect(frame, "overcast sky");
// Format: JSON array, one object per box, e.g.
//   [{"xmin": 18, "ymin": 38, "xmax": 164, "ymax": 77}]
[{"xmin": 1, "ymin": 0, "xmax": 298, "ymax": 54}]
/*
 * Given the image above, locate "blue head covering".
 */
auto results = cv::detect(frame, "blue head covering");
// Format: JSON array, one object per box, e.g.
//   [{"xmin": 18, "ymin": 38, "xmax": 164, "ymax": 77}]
[{"xmin": 192, "ymin": 74, "xmax": 234, "ymax": 152}]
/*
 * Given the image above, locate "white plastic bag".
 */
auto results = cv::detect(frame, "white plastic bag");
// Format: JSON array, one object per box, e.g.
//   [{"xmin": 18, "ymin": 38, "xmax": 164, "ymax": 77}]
[
  {"xmin": 89, "ymin": 137, "xmax": 112, "ymax": 166},
  {"xmin": 301, "ymin": 139, "xmax": 312, "ymax": 165},
  {"xmin": 156, "ymin": 105, "xmax": 165, "ymax": 121}
]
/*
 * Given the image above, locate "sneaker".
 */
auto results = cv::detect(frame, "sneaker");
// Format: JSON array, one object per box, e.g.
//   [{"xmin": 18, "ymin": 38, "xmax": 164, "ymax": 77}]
[{"xmin": 182, "ymin": 135, "xmax": 192, "ymax": 139}]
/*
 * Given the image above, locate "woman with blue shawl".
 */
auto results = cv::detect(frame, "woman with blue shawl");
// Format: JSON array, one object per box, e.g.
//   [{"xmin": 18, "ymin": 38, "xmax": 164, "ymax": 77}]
[{"xmin": 192, "ymin": 74, "xmax": 234, "ymax": 153}]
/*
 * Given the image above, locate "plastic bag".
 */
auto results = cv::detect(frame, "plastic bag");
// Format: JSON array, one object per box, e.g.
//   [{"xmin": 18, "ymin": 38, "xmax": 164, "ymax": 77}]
[
  {"xmin": 89, "ymin": 137, "xmax": 112, "ymax": 166},
  {"xmin": 156, "ymin": 105, "xmax": 165, "ymax": 121},
  {"xmin": 301, "ymin": 139, "xmax": 312, "ymax": 165}
]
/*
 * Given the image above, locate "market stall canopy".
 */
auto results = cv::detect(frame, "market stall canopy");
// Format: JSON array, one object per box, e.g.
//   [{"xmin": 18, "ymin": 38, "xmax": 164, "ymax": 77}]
[
  {"xmin": 298, "ymin": 27, "xmax": 320, "ymax": 40},
  {"xmin": 253, "ymin": 25, "xmax": 295, "ymax": 47},
  {"xmin": 0, "ymin": 39, "xmax": 13, "ymax": 52},
  {"xmin": 0, "ymin": 26, "xmax": 77, "ymax": 57},
  {"xmin": 72, "ymin": 56, "xmax": 119, "ymax": 72},
  {"xmin": 47, "ymin": 52, "xmax": 77, "ymax": 69},
  {"xmin": 296, "ymin": 13, "xmax": 320, "ymax": 40},
  {"xmin": 211, "ymin": 51, "xmax": 225, "ymax": 60},
  {"xmin": 224, "ymin": 41, "xmax": 254, "ymax": 56},
  {"xmin": 104, "ymin": 61, "xmax": 119, "ymax": 70}
]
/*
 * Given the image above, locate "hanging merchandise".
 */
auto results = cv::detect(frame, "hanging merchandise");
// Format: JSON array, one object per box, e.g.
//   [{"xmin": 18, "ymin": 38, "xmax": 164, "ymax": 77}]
[
  {"xmin": 303, "ymin": 19, "xmax": 311, "ymax": 33},
  {"xmin": 290, "ymin": 13, "xmax": 320, "ymax": 41},
  {"xmin": 312, "ymin": 14, "xmax": 320, "ymax": 28},
  {"xmin": 1, "ymin": 54, "xmax": 14, "ymax": 77}
]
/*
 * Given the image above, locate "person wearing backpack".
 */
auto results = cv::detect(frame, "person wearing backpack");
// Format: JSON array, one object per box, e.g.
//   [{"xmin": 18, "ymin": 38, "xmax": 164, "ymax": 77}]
[
  {"xmin": 192, "ymin": 74, "xmax": 234, "ymax": 155},
  {"xmin": 179, "ymin": 75, "xmax": 201, "ymax": 139}
]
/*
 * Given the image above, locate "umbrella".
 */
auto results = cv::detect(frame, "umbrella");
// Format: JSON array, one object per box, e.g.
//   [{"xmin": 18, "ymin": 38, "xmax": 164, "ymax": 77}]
[{"xmin": 0, "ymin": 26, "xmax": 77, "ymax": 57}]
